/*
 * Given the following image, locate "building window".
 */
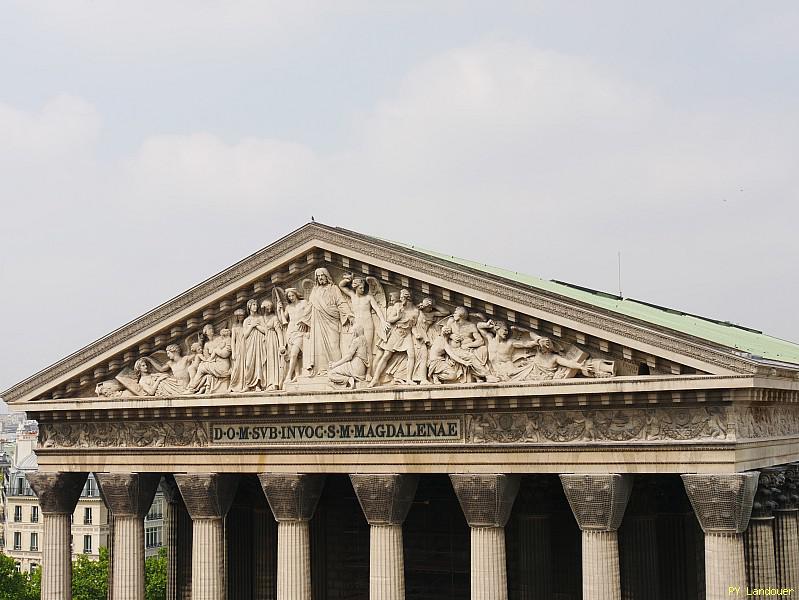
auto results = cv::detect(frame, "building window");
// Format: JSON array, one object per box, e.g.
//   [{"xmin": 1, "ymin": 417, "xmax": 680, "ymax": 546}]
[
  {"xmin": 14, "ymin": 506, "xmax": 22, "ymax": 522},
  {"xmin": 31, "ymin": 506, "xmax": 39, "ymax": 523},
  {"xmin": 146, "ymin": 497, "xmax": 163, "ymax": 521},
  {"xmin": 84, "ymin": 507, "xmax": 92, "ymax": 525},
  {"xmin": 83, "ymin": 535, "xmax": 92, "ymax": 554},
  {"xmin": 30, "ymin": 533, "xmax": 38, "ymax": 551},
  {"xmin": 145, "ymin": 526, "xmax": 162, "ymax": 549},
  {"xmin": 29, "ymin": 562, "xmax": 37, "ymax": 572},
  {"xmin": 83, "ymin": 478, "xmax": 98, "ymax": 498},
  {"xmin": 13, "ymin": 532, "xmax": 22, "ymax": 551}
]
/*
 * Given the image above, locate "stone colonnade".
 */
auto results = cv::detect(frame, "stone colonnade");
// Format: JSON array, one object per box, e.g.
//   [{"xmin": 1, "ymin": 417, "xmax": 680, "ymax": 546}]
[{"xmin": 28, "ymin": 466, "xmax": 799, "ymax": 600}]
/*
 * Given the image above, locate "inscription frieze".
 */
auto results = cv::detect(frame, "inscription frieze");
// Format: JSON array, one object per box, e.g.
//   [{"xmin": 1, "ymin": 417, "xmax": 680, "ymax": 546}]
[
  {"xmin": 35, "ymin": 405, "xmax": 799, "ymax": 449},
  {"xmin": 211, "ymin": 418, "xmax": 462, "ymax": 444}
]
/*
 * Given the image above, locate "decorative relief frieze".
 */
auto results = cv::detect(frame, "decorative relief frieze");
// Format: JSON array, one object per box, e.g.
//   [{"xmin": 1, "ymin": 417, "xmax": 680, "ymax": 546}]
[
  {"xmin": 735, "ymin": 406, "xmax": 799, "ymax": 439},
  {"xmin": 39, "ymin": 421, "xmax": 209, "ymax": 449},
  {"xmin": 464, "ymin": 407, "xmax": 731, "ymax": 443}
]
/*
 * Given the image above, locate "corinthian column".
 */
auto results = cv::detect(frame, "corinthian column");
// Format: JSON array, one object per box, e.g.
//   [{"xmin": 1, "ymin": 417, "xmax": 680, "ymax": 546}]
[
  {"xmin": 743, "ymin": 468, "xmax": 781, "ymax": 590},
  {"xmin": 175, "ymin": 474, "xmax": 239, "ymax": 600},
  {"xmin": 95, "ymin": 473, "xmax": 161, "ymax": 600},
  {"xmin": 774, "ymin": 464, "xmax": 799, "ymax": 590},
  {"xmin": 559, "ymin": 474, "xmax": 632, "ymax": 600},
  {"xmin": 28, "ymin": 472, "xmax": 89, "ymax": 600},
  {"xmin": 160, "ymin": 476, "xmax": 181, "ymax": 600},
  {"xmin": 258, "ymin": 474, "xmax": 326, "ymax": 600},
  {"xmin": 450, "ymin": 474, "xmax": 520, "ymax": 600},
  {"xmin": 350, "ymin": 474, "xmax": 419, "ymax": 600},
  {"xmin": 682, "ymin": 472, "xmax": 759, "ymax": 600}
]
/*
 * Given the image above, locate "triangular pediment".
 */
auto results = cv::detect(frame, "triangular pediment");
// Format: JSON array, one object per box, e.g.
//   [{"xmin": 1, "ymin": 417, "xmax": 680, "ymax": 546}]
[{"xmin": 3, "ymin": 223, "xmax": 782, "ymax": 404}]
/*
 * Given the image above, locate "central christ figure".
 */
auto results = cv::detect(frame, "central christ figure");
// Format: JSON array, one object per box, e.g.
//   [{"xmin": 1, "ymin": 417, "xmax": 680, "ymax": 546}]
[{"xmin": 301, "ymin": 267, "xmax": 354, "ymax": 376}]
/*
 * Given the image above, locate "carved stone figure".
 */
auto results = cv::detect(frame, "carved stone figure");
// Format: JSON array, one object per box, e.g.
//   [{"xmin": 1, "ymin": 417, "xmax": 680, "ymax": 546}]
[
  {"xmin": 94, "ymin": 380, "xmax": 131, "ymax": 398},
  {"xmin": 338, "ymin": 273, "xmax": 387, "ymax": 375},
  {"xmin": 477, "ymin": 320, "xmax": 539, "ymax": 381},
  {"xmin": 133, "ymin": 355, "xmax": 191, "ymax": 396},
  {"xmin": 427, "ymin": 329, "xmax": 466, "ymax": 384},
  {"xmin": 414, "ymin": 297, "xmax": 449, "ymax": 384},
  {"xmin": 260, "ymin": 299, "xmax": 286, "ymax": 391},
  {"xmin": 446, "ymin": 307, "xmax": 496, "ymax": 382},
  {"xmin": 369, "ymin": 290, "xmax": 421, "ymax": 387},
  {"xmin": 524, "ymin": 337, "xmax": 589, "ymax": 380},
  {"xmin": 242, "ymin": 299, "xmax": 270, "ymax": 391},
  {"xmin": 229, "ymin": 308, "xmax": 247, "ymax": 392},
  {"xmin": 328, "ymin": 324, "xmax": 370, "ymax": 389},
  {"xmin": 301, "ymin": 268, "xmax": 353, "ymax": 376},
  {"xmin": 189, "ymin": 324, "xmax": 232, "ymax": 393},
  {"xmin": 277, "ymin": 287, "xmax": 309, "ymax": 386}
]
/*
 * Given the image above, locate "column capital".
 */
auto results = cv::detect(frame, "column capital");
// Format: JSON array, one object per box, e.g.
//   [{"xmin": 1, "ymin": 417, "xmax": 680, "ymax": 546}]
[
  {"xmin": 776, "ymin": 464, "xmax": 799, "ymax": 511},
  {"xmin": 450, "ymin": 473, "xmax": 520, "ymax": 528},
  {"xmin": 27, "ymin": 472, "xmax": 88, "ymax": 514},
  {"xmin": 96, "ymin": 472, "xmax": 161, "ymax": 518},
  {"xmin": 681, "ymin": 472, "xmax": 758, "ymax": 533},
  {"xmin": 560, "ymin": 473, "xmax": 632, "ymax": 531},
  {"xmin": 751, "ymin": 467, "xmax": 783, "ymax": 519},
  {"xmin": 159, "ymin": 474, "xmax": 181, "ymax": 504},
  {"xmin": 258, "ymin": 473, "xmax": 325, "ymax": 522},
  {"xmin": 174, "ymin": 473, "xmax": 239, "ymax": 519},
  {"xmin": 350, "ymin": 473, "xmax": 419, "ymax": 525}
]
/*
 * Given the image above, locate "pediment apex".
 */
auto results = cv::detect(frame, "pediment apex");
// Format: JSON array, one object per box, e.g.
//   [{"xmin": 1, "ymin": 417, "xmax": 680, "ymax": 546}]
[{"xmin": 3, "ymin": 223, "xmax": 782, "ymax": 404}]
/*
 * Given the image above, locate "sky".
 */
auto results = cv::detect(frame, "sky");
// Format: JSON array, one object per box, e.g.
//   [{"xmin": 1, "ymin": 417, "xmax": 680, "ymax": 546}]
[{"xmin": 1, "ymin": 1, "xmax": 798, "ymax": 398}]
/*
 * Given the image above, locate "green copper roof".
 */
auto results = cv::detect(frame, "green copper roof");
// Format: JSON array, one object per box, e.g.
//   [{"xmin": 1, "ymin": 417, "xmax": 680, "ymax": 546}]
[{"xmin": 390, "ymin": 241, "xmax": 799, "ymax": 366}]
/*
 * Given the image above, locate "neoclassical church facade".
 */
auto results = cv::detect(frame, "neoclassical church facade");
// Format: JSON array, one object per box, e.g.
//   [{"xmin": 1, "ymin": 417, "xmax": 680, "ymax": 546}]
[{"xmin": 4, "ymin": 222, "xmax": 799, "ymax": 600}]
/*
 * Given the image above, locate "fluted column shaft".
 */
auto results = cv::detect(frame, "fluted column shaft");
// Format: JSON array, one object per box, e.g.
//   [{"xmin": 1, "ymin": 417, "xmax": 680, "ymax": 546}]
[
  {"xmin": 370, "ymin": 524, "xmax": 405, "ymax": 600},
  {"xmin": 350, "ymin": 474, "xmax": 418, "ymax": 600},
  {"xmin": 258, "ymin": 474, "xmax": 325, "ymax": 600},
  {"xmin": 620, "ymin": 515, "xmax": 660, "ymax": 600},
  {"xmin": 682, "ymin": 473, "xmax": 759, "ymax": 600},
  {"xmin": 744, "ymin": 517, "xmax": 777, "ymax": 589},
  {"xmin": 450, "ymin": 474, "xmax": 520, "ymax": 600},
  {"xmin": 584, "ymin": 531, "xmax": 621, "ymax": 600},
  {"xmin": 41, "ymin": 513, "xmax": 73, "ymax": 600},
  {"xmin": 177, "ymin": 498, "xmax": 194, "ymax": 600},
  {"xmin": 276, "ymin": 521, "xmax": 311, "ymax": 600},
  {"xmin": 112, "ymin": 515, "xmax": 146, "ymax": 600},
  {"xmin": 28, "ymin": 472, "xmax": 89, "ymax": 600},
  {"xmin": 192, "ymin": 518, "xmax": 226, "ymax": 600},
  {"xmin": 560, "ymin": 474, "xmax": 632, "ymax": 600},
  {"xmin": 174, "ymin": 474, "xmax": 239, "ymax": 600},
  {"xmin": 706, "ymin": 533, "xmax": 746, "ymax": 594},
  {"xmin": 470, "ymin": 526, "xmax": 507, "ymax": 600},
  {"xmin": 517, "ymin": 515, "xmax": 552, "ymax": 600},
  {"xmin": 775, "ymin": 509, "xmax": 799, "ymax": 589},
  {"xmin": 96, "ymin": 473, "xmax": 161, "ymax": 600},
  {"xmin": 164, "ymin": 498, "xmax": 179, "ymax": 600},
  {"xmin": 253, "ymin": 507, "xmax": 277, "ymax": 600}
]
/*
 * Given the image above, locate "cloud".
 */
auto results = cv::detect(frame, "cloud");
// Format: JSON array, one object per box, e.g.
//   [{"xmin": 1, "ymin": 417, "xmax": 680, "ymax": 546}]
[
  {"xmin": 2, "ymin": 39, "xmax": 799, "ymax": 390},
  {"xmin": 10, "ymin": 0, "xmax": 357, "ymax": 60}
]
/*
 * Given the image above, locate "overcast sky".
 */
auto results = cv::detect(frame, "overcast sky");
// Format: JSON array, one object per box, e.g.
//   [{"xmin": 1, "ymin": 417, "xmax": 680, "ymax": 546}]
[{"xmin": 1, "ymin": 1, "xmax": 798, "ymax": 398}]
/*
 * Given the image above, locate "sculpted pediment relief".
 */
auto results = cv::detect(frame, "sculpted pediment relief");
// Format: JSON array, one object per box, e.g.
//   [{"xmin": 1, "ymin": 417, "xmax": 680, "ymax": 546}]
[
  {"xmin": 96, "ymin": 265, "xmax": 617, "ymax": 399},
  {"xmin": 6, "ymin": 223, "xmax": 763, "ymax": 404}
]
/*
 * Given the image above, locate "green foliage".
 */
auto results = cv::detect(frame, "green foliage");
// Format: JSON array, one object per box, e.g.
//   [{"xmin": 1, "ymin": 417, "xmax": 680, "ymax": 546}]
[
  {"xmin": 145, "ymin": 546, "xmax": 167, "ymax": 600},
  {"xmin": 72, "ymin": 546, "xmax": 109, "ymax": 600},
  {"xmin": 0, "ymin": 553, "xmax": 38, "ymax": 600},
  {"xmin": 0, "ymin": 542, "xmax": 168, "ymax": 600}
]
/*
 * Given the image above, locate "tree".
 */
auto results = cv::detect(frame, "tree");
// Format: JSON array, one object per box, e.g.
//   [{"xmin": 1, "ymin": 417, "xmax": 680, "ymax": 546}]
[
  {"xmin": 145, "ymin": 546, "xmax": 167, "ymax": 600},
  {"xmin": 0, "ymin": 553, "xmax": 38, "ymax": 600},
  {"xmin": 72, "ymin": 546, "xmax": 109, "ymax": 600}
]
